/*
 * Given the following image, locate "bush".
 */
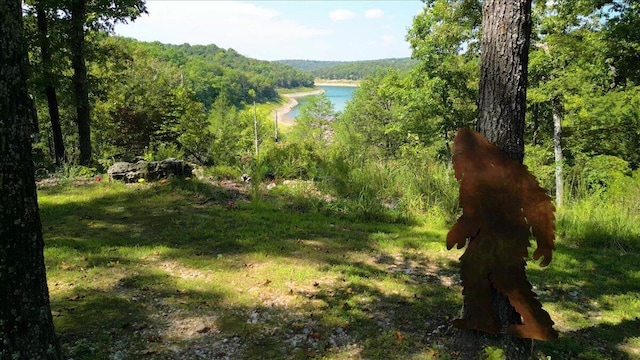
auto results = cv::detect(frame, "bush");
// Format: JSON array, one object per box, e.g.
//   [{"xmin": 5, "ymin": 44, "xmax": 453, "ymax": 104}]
[
  {"xmin": 558, "ymin": 174, "xmax": 640, "ymax": 252},
  {"xmin": 257, "ymin": 141, "xmax": 326, "ymax": 180},
  {"xmin": 143, "ymin": 142, "xmax": 185, "ymax": 162},
  {"xmin": 581, "ymin": 154, "xmax": 631, "ymax": 191},
  {"xmin": 204, "ymin": 165, "xmax": 242, "ymax": 181},
  {"xmin": 524, "ymin": 144, "xmax": 556, "ymax": 193}
]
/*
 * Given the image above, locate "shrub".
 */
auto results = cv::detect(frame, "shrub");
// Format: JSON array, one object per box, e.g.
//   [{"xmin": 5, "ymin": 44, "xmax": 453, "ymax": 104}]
[
  {"xmin": 204, "ymin": 165, "xmax": 242, "ymax": 181},
  {"xmin": 581, "ymin": 154, "xmax": 631, "ymax": 191},
  {"xmin": 257, "ymin": 141, "xmax": 326, "ymax": 180}
]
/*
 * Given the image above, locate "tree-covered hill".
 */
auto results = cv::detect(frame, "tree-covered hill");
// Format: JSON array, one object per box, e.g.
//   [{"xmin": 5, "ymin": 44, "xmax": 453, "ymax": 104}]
[
  {"xmin": 117, "ymin": 38, "xmax": 315, "ymax": 104},
  {"xmin": 276, "ymin": 58, "xmax": 418, "ymax": 80}
]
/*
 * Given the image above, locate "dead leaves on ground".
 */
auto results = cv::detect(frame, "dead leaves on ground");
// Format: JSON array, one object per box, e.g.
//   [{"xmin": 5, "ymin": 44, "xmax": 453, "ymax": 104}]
[{"xmin": 447, "ymin": 128, "xmax": 558, "ymax": 341}]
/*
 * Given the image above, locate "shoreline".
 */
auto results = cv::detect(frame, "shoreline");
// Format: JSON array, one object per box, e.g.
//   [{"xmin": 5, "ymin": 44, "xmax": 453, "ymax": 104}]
[{"xmin": 273, "ymin": 88, "xmax": 325, "ymax": 126}]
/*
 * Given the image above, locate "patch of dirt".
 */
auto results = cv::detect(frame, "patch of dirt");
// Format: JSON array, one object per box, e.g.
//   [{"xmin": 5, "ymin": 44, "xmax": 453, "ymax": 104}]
[{"xmin": 373, "ymin": 252, "xmax": 461, "ymax": 289}]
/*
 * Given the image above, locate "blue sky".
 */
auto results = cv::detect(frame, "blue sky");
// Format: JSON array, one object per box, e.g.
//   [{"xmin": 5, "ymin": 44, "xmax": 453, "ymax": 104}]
[{"xmin": 114, "ymin": 1, "xmax": 425, "ymax": 61}]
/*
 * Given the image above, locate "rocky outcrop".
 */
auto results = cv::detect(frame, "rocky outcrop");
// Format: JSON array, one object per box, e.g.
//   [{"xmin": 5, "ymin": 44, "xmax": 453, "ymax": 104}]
[{"xmin": 107, "ymin": 158, "xmax": 193, "ymax": 183}]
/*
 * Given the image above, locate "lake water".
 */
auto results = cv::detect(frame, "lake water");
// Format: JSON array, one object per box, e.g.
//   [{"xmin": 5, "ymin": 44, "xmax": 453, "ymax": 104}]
[{"xmin": 287, "ymin": 85, "xmax": 357, "ymax": 119}]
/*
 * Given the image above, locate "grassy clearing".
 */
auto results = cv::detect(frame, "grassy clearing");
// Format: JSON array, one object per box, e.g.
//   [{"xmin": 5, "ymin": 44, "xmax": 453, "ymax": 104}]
[{"xmin": 39, "ymin": 178, "xmax": 639, "ymax": 359}]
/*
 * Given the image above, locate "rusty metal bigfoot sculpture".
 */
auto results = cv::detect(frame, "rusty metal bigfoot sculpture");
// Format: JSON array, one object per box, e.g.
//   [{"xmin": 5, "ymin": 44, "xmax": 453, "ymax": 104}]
[{"xmin": 447, "ymin": 128, "xmax": 558, "ymax": 341}]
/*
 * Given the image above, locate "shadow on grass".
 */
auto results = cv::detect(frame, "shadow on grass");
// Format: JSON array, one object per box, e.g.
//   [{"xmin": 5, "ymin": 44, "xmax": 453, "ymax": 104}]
[
  {"xmin": 538, "ymin": 318, "xmax": 640, "ymax": 360},
  {"xmin": 40, "ymin": 180, "xmax": 461, "ymax": 359},
  {"xmin": 40, "ymin": 179, "xmax": 640, "ymax": 358},
  {"xmin": 527, "ymin": 221, "xmax": 640, "ymax": 359}
]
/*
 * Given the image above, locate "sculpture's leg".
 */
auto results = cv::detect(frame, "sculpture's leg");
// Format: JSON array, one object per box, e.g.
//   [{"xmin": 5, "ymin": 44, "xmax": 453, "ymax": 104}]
[
  {"xmin": 490, "ymin": 264, "xmax": 558, "ymax": 341},
  {"xmin": 453, "ymin": 250, "xmax": 500, "ymax": 334}
]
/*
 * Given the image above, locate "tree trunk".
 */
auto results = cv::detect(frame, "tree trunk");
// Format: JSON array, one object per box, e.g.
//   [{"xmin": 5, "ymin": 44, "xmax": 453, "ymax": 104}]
[
  {"xmin": 253, "ymin": 100, "xmax": 259, "ymax": 156},
  {"xmin": 553, "ymin": 100, "xmax": 563, "ymax": 208},
  {"xmin": 275, "ymin": 112, "xmax": 279, "ymax": 142},
  {"xmin": 36, "ymin": 1, "xmax": 66, "ymax": 165},
  {"xmin": 476, "ymin": 0, "xmax": 532, "ymax": 164},
  {"xmin": 456, "ymin": 0, "xmax": 534, "ymax": 357},
  {"xmin": 0, "ymin": 1, "xmax": 62, "ymax": 358},
  {"xmin": 69, "ymin": 0, "xmax": 92, "ymax": 165}
]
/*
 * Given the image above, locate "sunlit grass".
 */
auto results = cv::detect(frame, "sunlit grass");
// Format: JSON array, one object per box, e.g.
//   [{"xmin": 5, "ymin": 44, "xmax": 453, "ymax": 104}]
[{"xmin": 39, "ymin": 178, "xmax": 639, "ymax": 359}]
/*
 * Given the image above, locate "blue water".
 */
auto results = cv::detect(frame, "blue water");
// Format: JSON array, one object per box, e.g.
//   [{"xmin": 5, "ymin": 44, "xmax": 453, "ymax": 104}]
[{"xmin": 287, "ymin": 85, "xmax": 357, "ymax": 119}]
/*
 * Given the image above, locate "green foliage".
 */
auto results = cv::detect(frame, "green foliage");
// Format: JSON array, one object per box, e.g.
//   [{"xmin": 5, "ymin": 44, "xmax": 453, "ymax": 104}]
[
  {"xmin": 558, "ymin": 173, "xmax": 640, "ymax": 252},
  {"xmin": 203, "ymin": 165, "xmax": 242, "ymax": 180},
  {"xmin": 289, "ymin": 93, "xmax": 336, "ymax": 145},
  {"xmin": 131, "ymin": 40, "xmax": 311, "ymax": 107},
  {"xmin": 524, "ymin": 144, "xmax": 556, "ymax": 192},
  {"xmin": 276, "ymin": 58, "xmax": 417, "ymax": 80},
  {"xmin": 257, "ymin": 141, "xmax": 324, "ymax": 180},
  {"xmin": 527, "ymin": 0, "xmax": 640, "ymax": 172},
  {"xmin": 406, "ymin": 0, "xmax": 480, "ymax": 140},
  {"xmin": 142, "ymin": 142, "xmax": 184, "ymax": 162},
  {"xmin": 480, "ymin": 347, "xmax": 506, "ymax": 360},
  {"xmin": 90, "ymin": 37, "xmax": 210, "ymax": 164},
  {"xmin": 60, "ymin": 164, "xmax": 98, "ymax": 179},
  {"xmin": 339, "ymin": 71, "xmax": 408, "ymax": 158},
  {"xmin": 564, "ymin": 87, "xmax": 640, "ymax": 168},
  {"xmin": 580, "ymin": 155, "xmax": 631, "ymax": 191}
]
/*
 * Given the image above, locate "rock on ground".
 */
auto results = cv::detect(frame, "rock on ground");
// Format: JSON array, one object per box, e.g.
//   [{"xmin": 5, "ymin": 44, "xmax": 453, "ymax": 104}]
[{"xmin": 108, "ymin": 158, "xmax": 193, "ymax": 183}]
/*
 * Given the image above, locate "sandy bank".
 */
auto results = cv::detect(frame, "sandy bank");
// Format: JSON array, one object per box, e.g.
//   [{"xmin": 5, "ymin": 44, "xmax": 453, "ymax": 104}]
[{"xmin": 273, "ymin": 88, "xmax": 325, "ymax": 126}]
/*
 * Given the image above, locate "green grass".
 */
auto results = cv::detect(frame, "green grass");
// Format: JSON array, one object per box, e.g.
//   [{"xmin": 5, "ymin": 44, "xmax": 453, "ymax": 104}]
[{"xmin": 38, "ymin": 178, "xmax": 639, "ymax": 359}]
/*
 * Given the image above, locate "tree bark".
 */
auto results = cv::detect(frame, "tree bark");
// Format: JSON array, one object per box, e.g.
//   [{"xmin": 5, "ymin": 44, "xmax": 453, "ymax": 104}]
[
  {"xmin": 36, "ymin": 1, "xmax": 66, "ymax": 165},
  {"xmin": 476, "ymin": 0, "xmax": 532, "ymax": 163},
  {"xmin": 456, "ymin": 0, "xmax": 534, "ymax": 357},
  {"xmin": 69, "ymin": 0, "xmax": 92, "ymax": 165},
  {"xmin": 0, "ymin": 0, "xmax": 62, "ymax": 358}
]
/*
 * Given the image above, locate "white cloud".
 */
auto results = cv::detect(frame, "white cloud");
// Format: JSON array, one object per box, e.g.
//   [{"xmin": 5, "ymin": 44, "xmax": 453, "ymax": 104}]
[
  {"xmin": 329, "ymin": 9, "xmax": 355, "ymax": 21},
  {"xmin": 116, "ymin": 1, "xmax": 332, "ymax": 60},
  {"xmin": 365, "ymin": 9, "xmax": 384, "ymax": 19}
]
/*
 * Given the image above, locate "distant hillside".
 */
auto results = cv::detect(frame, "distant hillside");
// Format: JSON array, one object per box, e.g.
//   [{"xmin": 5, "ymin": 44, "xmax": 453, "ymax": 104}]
[
  {"xmin": 275, "ymin": 58, "xmax": 418, "ymax": 80},
  {"xmin": 114, "ymin": 38, "xmax": 314, "ymax": 109},
  {"xmin": 132, "ymin": 41, "xmax": 315, "ymax": 90}
]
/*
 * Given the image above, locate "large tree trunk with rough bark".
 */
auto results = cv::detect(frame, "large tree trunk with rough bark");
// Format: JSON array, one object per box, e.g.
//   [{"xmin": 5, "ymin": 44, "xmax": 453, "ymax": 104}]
[
  {"xmin": 476, "ymin": 0, "xmax": 532, "ymax": 164},
  {"xmin": 0, "ymin": 0, "xmax": 62, "ymax": 358},
  {"xmin": 455, "ymin": 0, "xmax": 534, "ymax": 357},
  {"xmin": 69, "ymin": 0, "xmax": 92, "ymax": 165},
  {"xmin": 36, "ymin": 1, "xmax": 66, "ymax": 165}
]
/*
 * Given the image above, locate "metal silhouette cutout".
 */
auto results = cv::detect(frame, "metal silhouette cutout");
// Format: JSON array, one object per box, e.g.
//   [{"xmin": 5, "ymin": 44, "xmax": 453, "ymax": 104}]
[{"xmin": 447, "ymin": 128, "xmax": 558, "ymax": 341}]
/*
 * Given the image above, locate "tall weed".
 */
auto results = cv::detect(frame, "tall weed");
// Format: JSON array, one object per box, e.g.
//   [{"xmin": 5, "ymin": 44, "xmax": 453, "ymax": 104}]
[
  {"xmin": 323, "ymin": 144, "xmax": 459, "ymax": 223},
  {"xmin": 558, "ymin": 174, "xmax": 640, "ymax": 252}
]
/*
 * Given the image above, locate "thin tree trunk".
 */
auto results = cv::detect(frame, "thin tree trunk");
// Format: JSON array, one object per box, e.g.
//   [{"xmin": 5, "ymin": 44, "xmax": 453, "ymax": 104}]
[
  {"xmin": 69, "ymin": 0, "xmax": 92, "ymax": 165},
  {"xmin": 275, "ymin": 112, "xmax": 279, "ymax": 142},
  {"xmin": 36, "ymin": 1, "xmax": 66, "ymax": 165},
  {"xmin": 253, "ymin": 100, "xmax": 258, "ymax": 156},
  {"xmin": 0, "ymin": 0, "xmax": 62, "ymax": 358},
  {"xmin": 456, "ymin": 0, "xmax": 534, "ymax": 357},
  {"xmin": 553, "ymin": 100, "xmax": 564, "ymax": 208}
]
